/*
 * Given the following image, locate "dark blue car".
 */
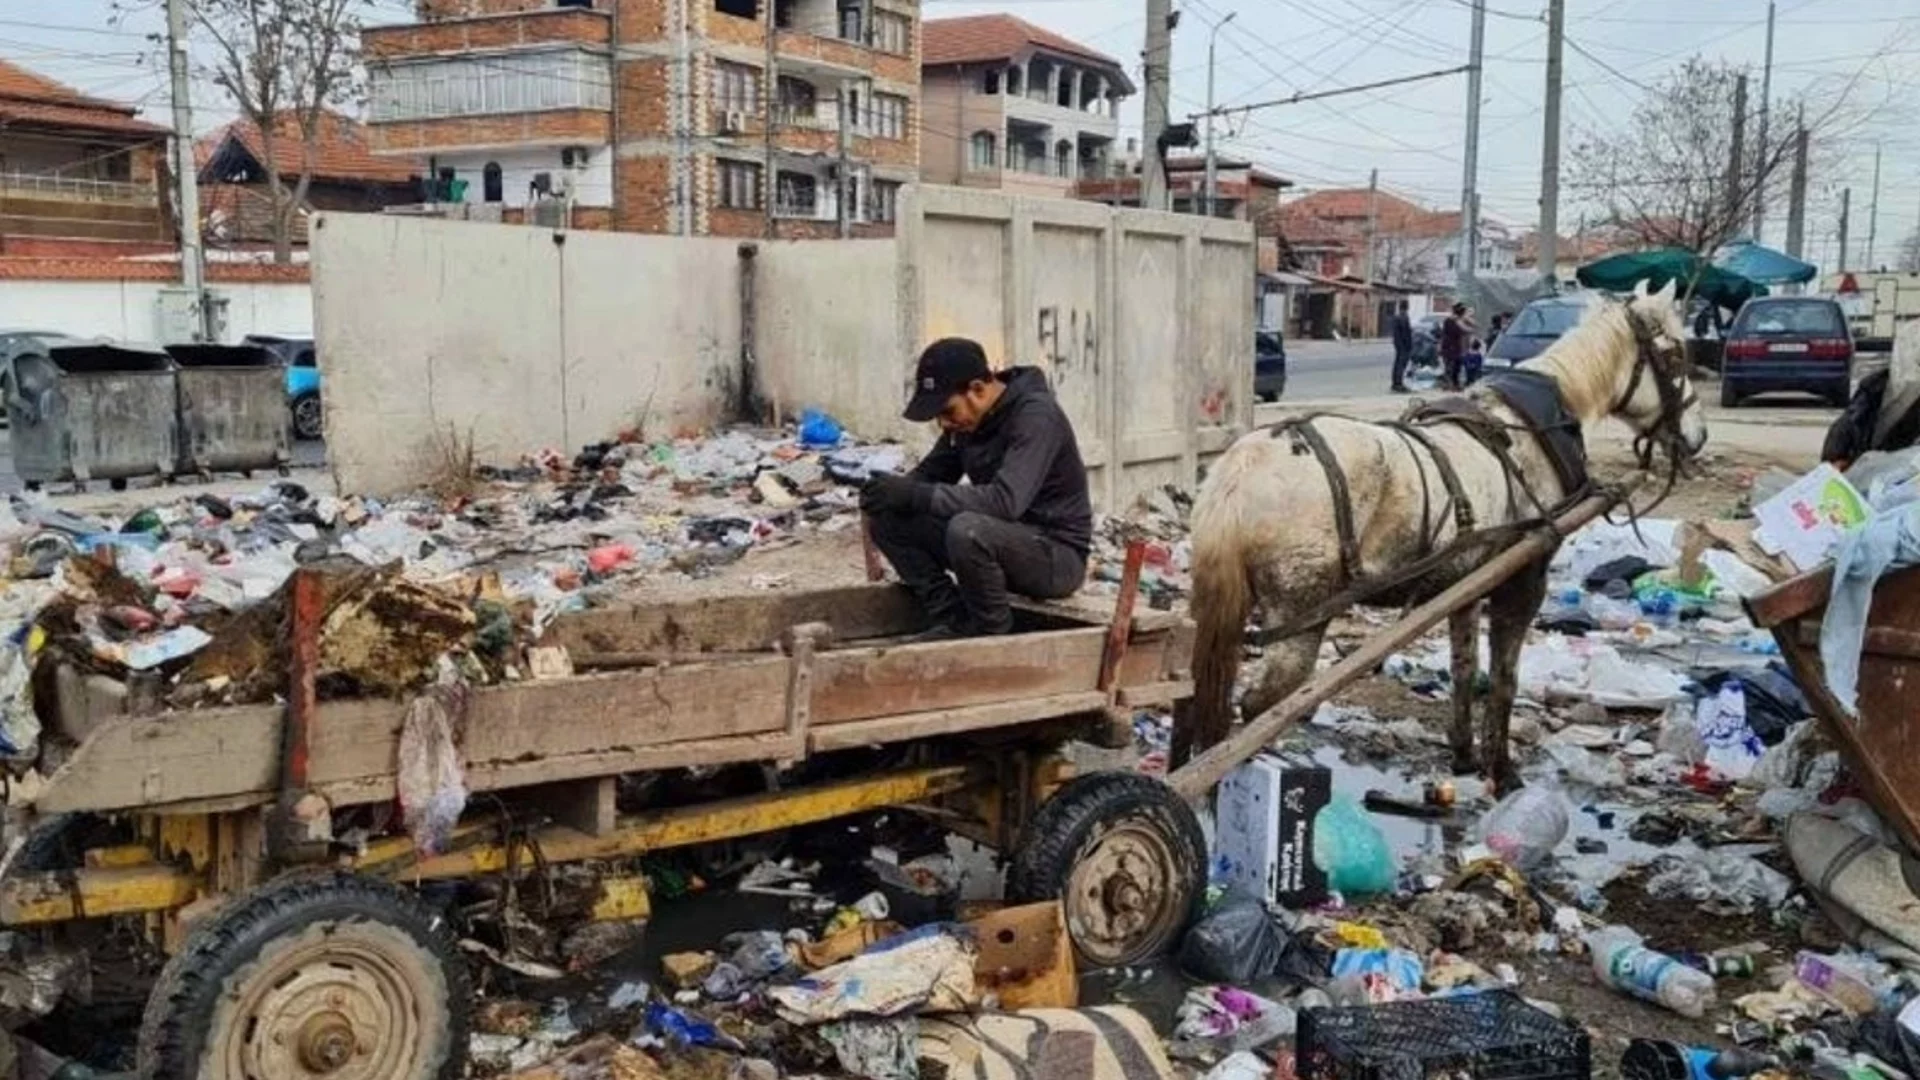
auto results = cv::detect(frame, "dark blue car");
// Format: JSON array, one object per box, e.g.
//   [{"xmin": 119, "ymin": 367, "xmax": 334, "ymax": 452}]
[
  {"xmin": 1255, "ymin": 330, "xmax": 1287, "ymax": 402},
  {"xmin": 1488, "ymin": 296, "xmax": 1587, "ymax": 366},
  {"xmin": 1719, "ymin": 297, "xmax": 1853, "ymax": 408}
]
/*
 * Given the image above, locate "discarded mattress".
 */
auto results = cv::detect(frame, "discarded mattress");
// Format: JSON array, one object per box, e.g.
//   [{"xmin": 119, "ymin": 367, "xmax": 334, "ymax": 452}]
[
  {"xmin": 917, "ymin": 1006, "xmax": 1175, "ymax": 1080},
  {"xmin": 1788, "ymin": 813, "xmax": 1920, "ymax": 962}
]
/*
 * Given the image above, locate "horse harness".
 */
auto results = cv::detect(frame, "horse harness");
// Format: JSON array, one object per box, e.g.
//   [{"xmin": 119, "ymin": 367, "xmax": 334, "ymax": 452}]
[{"xmin": 1251, "ymin": 301, "xmax": 1693, "ymax": 646}]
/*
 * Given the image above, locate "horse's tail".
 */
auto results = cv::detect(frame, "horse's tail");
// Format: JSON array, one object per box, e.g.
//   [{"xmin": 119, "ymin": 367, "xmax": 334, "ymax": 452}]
[{"xmin": 1185, "ymin": 466, "xmax": 1255, "ymax": 763}]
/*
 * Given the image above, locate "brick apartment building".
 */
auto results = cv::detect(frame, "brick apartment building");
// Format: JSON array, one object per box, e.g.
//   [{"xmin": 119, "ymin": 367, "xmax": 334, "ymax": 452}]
[
  {"xmin": 918, "ymin": 14, "xmax": 1129, "ymax": 198},
  {"xmin": 364, "ymin": 0, "xmax": 920, "ymax": 238}
]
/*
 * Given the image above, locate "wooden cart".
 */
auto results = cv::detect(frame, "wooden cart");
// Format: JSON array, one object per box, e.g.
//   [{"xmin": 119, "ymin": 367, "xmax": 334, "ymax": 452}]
[
  {"xmin": 0, "ymin": 561, "xmax": 1201, "ymax": 1079},
  {"xmin": 1749, "ymin": 563, "xmax": 1920, "ymax": 856}
]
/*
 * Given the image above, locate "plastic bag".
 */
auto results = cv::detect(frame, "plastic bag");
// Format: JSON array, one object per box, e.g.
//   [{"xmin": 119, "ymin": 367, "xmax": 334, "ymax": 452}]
[
  {"xmin": 1313, "ymin": 796, "xmax": 1395, "ymax": 895},
  {"xmin": 1697, "ymin": 682, "xmax": 1762, "ymax": 780},
  {"xmin": 799, "ymin": 408, "xmax": 844, "ymax": 448},
  {"xmin": 1655, "ymin": 700, "xmax": 1706, "ymax": 764},
  {"xmin": 1477, "ymin": 786, "xmax": 1570, "ymax": 870},
  {"xmin": 397, "ymin": 682, "xmax": 469, "ymax": 856},
  {"xmin": 1178, "ymin": 893, "xmax": 1288, "ymax": 985},
  {"xmin": 1644, "ymin": 850, "xmax": 1793, "ymax": 914}
]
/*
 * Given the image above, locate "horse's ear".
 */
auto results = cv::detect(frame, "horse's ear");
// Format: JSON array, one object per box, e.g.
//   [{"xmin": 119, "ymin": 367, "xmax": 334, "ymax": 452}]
[
  {"xmin": 1654, "ymin": 279, "xmax": 1678, "ymax": 305},
  {"xmin": 1631, "ymin": 279, "xmax": 1649, "ymax": 299}
]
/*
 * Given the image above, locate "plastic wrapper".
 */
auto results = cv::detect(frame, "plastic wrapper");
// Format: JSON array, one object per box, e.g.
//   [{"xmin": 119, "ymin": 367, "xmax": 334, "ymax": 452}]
[
  {"xmin": 1476, "ymin": 786, "xmax": 1569, "ymax": 870},
  {"xmin": 1697, "ymin": 682, "xmax": 1763, "ymax": 780},
  {"xmin": 1312, "ymin": 795, "xmax": 1395, "ymax": 895},
  {"xmin": 822, "ymin": 1017, "xmax": 917, "ymax": 1080},
  {"xmin": 397, "ymin": 683, "xmax": 469, "ymax": 856},
  {"xmin": 1170, "ymin": 985, "xmax": 1296, "ymax": 1060},
  {"xmin": 1644, "ymin": 849, "xmax": 1793, "ymax": 914}
]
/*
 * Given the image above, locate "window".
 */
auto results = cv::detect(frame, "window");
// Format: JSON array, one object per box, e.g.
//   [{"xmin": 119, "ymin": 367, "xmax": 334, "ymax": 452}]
[
  {"xmin": 714, "ymin": 61, "xmax": 761, "ymax": 116},
  {"xmin": 777, "ymin": 76, "xmax": 817, "ymax": 124},
  {"xmin": 776, "ymin": 171, "xmax": 818, "ymax": 217},
  {"xmin": 1054, "ymin": 141, "xmax": 1071, "ymax": 178},
  {"xmin": 870, "ymin": 179, "xmax": 901, "ymax": 223},
  {"xmin": 718, "ymin": 159, "xmax": 762, "ymax": 209},
  {"xmin": 869, "ymin": 93, "xmax": 907, "ymax": 140},
  {"xmin": 1006, "ymin": 66, "xmax": 1022, "ymax": 96},
  {"xmin": 981, "ymin": 69, "xmax": 1000, "ymax": 94},
  {"xmin": 1477, "ymin": 246, "xmax": 1492, "ymax": 270},
  {"xmin": 713, "ymin": 0, "xmax": 757, "ymax": 19},
  {"xmin": 1732, "ymin": 300, "xmax": 1848, "ymax": 337},
  {"xmin": 368, "ymin": 50, "xmax": 611, "ymax": 122},
  {"xmin": 1445, "ymin": 253, "xmax": 1458, "ymax": 270},
  {"xmin": 482, "ymin": 162, "xmax": 503, "ymax": 203},
  {"xmin": 838, "ymin": 3, "xmax": 863, "ymax": 43},
  {"xmin": 969, "ymin": 132, "xmax": 996, "ymax": 169},
  {"xmin": 872, "ymin": 10, "xmax": 911, "ymax": 54}
]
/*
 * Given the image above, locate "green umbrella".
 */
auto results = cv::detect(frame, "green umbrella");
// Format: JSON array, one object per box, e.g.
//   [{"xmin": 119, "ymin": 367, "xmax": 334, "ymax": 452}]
[{"xmin": 1575, "ymin": 248, "xmax": 1769, "ymax": 310}]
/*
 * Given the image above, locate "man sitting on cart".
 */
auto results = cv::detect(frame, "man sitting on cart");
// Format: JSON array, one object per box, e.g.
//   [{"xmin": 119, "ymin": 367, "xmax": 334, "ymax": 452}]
[{"xmin": 860, "ymin": 337, "xmax": 1093, "ymax": 639}]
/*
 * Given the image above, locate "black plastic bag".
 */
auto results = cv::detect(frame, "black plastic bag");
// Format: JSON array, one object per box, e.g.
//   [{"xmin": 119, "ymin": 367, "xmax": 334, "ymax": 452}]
[{"xmin": 1178, "ymin": 893, "xmax": 1330, "ymax": 987}]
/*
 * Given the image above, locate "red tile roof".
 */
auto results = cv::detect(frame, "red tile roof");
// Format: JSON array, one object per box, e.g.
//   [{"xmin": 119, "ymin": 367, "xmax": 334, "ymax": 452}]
[
  {"xmin": 0, "ymin": 256, "xmax": 309, "ymax": 283},
  {"xmin": 0, "ymin": 59, "xmax": 169, "ymax": 137},
  {"xmin": 923, "ymin": 15, "xmax": 1133, "ymax": 90},
  {"xmin": 198, "ymin": 110, "xmax": 420, "ymax": 186},
  {"xmin": 1267, "ymin": 188, "xmax": 1463, "ymax": 241}
]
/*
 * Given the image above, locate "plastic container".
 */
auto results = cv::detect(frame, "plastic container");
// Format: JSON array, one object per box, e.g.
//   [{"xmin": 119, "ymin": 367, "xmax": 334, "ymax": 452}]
[
  {"xmin": 1296, "ymin": 989, "xmax": 1589, "ymax": 1080},
  {"xmin": 1477, "ymin": 786, "xmax": 1570, "ymax": 870},
  {"xmin": 1586, "ymin": 925, "xmax": 1717, "ymax": 1018}
]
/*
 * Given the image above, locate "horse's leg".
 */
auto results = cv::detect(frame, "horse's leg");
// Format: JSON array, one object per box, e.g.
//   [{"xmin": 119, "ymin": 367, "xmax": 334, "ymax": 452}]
[
  {"xmin": 1482, "ymin": 561, "xmax": 1550, "ymax": 793},
  {"xmin": 1448, "ymin": 606, "xmax": 1480, "ymax": 775},
  {"xmin": 1240, "ymin": 624, "xmax": 1329, "ymax": 723}
]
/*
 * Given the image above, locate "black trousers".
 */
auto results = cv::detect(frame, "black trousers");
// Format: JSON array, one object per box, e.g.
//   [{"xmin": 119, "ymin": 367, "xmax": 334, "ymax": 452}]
[
  {"xmin": 868, "ymin": 510, "xmax": 1087, "ymax": 634},
  {"xmin": 1391, "ymin": 344, "xmax": 1410, "ymax": 388}
]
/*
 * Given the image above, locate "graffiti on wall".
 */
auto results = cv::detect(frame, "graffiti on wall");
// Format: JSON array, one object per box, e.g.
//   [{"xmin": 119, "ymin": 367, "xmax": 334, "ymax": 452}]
[{"xmin": 1037, "ymin": 306, "xmax": 1097, "ymax": 386}]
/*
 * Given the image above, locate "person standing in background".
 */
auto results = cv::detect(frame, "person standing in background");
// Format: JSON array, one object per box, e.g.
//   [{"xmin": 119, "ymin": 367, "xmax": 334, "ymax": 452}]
[
  {"xmin": 1440, "ymin": 302, "xmax": 1475, "ymax": 390},
  {"xmin": 1389, "ymin": 302, "xmax": 1413, "ymax": 393}
]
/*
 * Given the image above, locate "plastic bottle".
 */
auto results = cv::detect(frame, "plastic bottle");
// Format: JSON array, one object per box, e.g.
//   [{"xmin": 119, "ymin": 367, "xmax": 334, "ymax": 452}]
[
  {"xmin": 1476, "ymin": 785, "xmax": 1570, "ymax": 870},
  {"xmin": 1545, "ymin": 586, "xmax": 1588, "ymax": 621},
  {"xmin": 1586, "ymin": 925, "xmax": 1717, "ymax": 1018},
  {"xmin": 1638, "ymin": 587, "xmax": 1680, "ymax": 630}
]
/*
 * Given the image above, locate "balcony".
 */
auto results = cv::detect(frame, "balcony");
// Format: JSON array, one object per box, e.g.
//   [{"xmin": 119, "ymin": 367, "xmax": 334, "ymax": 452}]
[
  {"xmin": 0, "ymin": 171, "xmax": 165, "ymax": 242},
  {"xmin": 368, "ymin": 48, "xmax": 612, "ymax": 124},
  {"xmin": 0, "ymin": 172, "xmax": 156, "ymax": 205}
]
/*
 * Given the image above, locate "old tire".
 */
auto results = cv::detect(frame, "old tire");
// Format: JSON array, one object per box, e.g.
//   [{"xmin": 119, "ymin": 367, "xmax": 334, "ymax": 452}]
[
  {"xmin": 1007, "ymin": 771, "xmax": 1207, "ymax": 969},
  {"xmin": 138, "ymin": 871, "xmax": 469, "ymax": 1080},
  {"xmin": 1719, "ymin": 379, "xmax": 1741, "ymax": 408},
  {"xmin": 291, "ymin": 393, "xmax": 323, "ymax": 441}
]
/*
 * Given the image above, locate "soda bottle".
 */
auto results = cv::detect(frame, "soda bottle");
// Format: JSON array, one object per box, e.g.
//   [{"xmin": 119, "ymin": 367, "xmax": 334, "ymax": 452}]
[{"xmin": 1586, "ymin": 925, "xmax": 1717, "ymax": 1018}]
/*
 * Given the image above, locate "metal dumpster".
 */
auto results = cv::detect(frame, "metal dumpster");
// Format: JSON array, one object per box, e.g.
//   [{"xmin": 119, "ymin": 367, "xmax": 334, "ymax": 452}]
[
  {"xmin": 4, "ymin": 342, "xmax": 177, "ymax": 491},
  {"xmin": 167, "ymin": 344, "xmax": 292, "ymax": 477}
]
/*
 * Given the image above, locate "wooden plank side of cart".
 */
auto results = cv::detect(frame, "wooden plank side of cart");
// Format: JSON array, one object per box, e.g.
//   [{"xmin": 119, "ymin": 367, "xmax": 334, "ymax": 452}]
[
  {"xmin": 36, "ymin": 584, "xmax": 1193, "ymax": 815},
  {"xmin": 1749, "ymin": 563, "xmax": 1920, "ymax": 857}
]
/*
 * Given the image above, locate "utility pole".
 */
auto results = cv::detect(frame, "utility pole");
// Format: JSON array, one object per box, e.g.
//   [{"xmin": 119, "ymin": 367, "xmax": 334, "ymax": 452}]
[
  {"xmin": 1538, "ymin": 0, "xmax": 1564, "ymax": 290},
  {"xmin": 763, "ymin": 0, "xmax": 778, "ymax": 239},
  {"xmin": 1785, "ymin": 108, "xmax": 1807, "ymax": 260},
  {"xmin": 1726, "ymin": 73, "xmax": 1747, "ymax": 233},
  {"xmin": 1867, "ymin": 142, "xmax": 1882, "ymax": 269},
  {"xmin": 165, "ymin": 0, "xmax": 209, "ymax": 341},
  {"xmin": 1142, "ymin": 0, "xmax": 1173, "ymax": 212},
  {"xmin": 1838, "ymin": 187, "xmax": 1851, "ymax": 273},
  {"xmin": 1457, "ymin": 0, "xmax": 1486, "ymax": 288},
  {"xmin": 1202, "ymin": 10, "xmax": 1236, "ymax": 218},
  {"xmin": 1751, "ymin": 0, "xmax": 1775, "ymax": 243},
  {"xmin": 1364, "ymin": 168, "xmax": 1379, "ymax": 283},
  {"xmin": 836, "ymin": 85, "xmax": 851, "ymax": 239}
]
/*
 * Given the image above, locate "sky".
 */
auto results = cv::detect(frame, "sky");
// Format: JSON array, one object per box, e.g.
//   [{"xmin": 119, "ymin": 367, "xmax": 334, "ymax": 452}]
[{"xmin": 3, "ymin": 0, "xmax": 1917, "ymax": 268}]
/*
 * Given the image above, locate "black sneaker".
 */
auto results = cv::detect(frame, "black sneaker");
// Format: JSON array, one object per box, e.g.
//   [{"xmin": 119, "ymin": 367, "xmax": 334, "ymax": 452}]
[{"xmin": 907, "ymin": 623, "xmax": 970, "ymax": 643}]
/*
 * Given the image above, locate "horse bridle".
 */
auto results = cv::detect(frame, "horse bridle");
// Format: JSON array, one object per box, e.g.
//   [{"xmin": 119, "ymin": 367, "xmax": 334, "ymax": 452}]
[{"xmin": 1613, "ymin": 301, "xmax": 1698, "ymax": 473}]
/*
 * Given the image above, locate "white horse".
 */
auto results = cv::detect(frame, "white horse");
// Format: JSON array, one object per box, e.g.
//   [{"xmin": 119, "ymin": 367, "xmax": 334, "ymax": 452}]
[{"xmin": 1183, "ymin": 282, "xmax": 1708, "ymax": 789}]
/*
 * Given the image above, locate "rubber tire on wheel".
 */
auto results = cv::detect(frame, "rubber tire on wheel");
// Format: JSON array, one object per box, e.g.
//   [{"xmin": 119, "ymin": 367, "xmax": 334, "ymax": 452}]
[
  {"xmin": 291, "ymin": 393, "xmax": 323, "ymax": 441},
  {"xmin": 1829, "ymin": 380, "xmax": 1853, "ymax": 409},
  {"xmin": 138, "ymin": 871, "xmax": 470, "ymax": 1080},
  {"xmin": 1007, "ymin": 771, "xmax": 1207, "ymax": 969},
  {"xmin": 1719, "ymin": 379, "xmax": 1741, "ymax": 408}
]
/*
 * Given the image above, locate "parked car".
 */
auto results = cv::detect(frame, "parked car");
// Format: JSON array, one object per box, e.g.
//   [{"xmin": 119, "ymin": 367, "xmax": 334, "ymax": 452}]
[
  {"xmin": 1487, "ymin": 296, "xmax": 1587, "ymax": 366},
  {"xmin": 1720, "ymin": 297, "xmax": 1854, "ymax": 408},
  {"xmin": 243, "ymin": 334, "xmax": 322, "ymax": 439},
  {"xmin": 1255, "ymin": 330, "xmax": 1287, "ymax": 403},
  {"xmin": 1410, "ymin": 313, "xmax": 1446, "ymax": 369},
  {"xmin": 0, "ymin": 330, "xmax": 83, "ymax": 428}
]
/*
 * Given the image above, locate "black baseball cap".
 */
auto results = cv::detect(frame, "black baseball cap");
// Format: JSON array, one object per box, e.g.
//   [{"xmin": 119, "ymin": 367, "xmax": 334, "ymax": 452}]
[{"xmin": 904, "ymin": 338, "xmax": 991, "ymax": 422}]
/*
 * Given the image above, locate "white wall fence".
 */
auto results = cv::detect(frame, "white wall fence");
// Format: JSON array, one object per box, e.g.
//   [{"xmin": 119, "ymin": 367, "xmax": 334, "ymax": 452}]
[{"xmin": 312, "ymin": 185, "xmax": 1255, "ymax": 506}]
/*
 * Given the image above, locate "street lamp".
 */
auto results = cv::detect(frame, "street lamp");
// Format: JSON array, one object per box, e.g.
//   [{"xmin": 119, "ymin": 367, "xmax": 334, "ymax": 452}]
[{"xmin": 1204, "ymin": 10, "xmax": 1237, "ymax": 218}]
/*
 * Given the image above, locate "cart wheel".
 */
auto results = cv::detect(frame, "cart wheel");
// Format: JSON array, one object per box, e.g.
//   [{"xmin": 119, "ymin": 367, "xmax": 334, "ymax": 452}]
[
  {"xmin": 138, "ymin": 871, "xmax": 469, "ymax": 1080},
  {"xmin": 10, "ymin": 813, "xmax": 132, "ymax": 874},
  {"xmin": 1007, "ymin": 771, "xmax": 1207, "ymax": 968},
  {"xmin": 109, "ymin": 478, "xmax": 127, "ymax": 492}
]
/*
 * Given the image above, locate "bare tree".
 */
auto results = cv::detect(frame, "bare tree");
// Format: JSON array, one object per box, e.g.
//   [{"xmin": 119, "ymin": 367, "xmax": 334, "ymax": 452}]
[
  {"xmin": 1899, "ymin": 227, "xmax": 1920, "ymax": 274},
  {"xmin": 191, "ymin": 0, "xmax": 370, "ymax": 263}
]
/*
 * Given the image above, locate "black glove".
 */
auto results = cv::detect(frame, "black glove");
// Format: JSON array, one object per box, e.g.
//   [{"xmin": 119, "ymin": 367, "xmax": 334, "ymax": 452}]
[{"xmin": 860, "ymin": 473, "xmax": 927, "ymax": 514}]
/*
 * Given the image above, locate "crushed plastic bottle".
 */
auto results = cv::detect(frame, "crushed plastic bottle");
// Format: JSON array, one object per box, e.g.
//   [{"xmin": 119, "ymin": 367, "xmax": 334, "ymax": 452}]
[
  {"xmin": 1476, "ymin": 785, "xmax": 1570, "ymax": 870},
  {"xmin": 1586, "ymin": 925, "xmax": 1717, "ymax": 1018},
  {"xmin": 1637, "ymin": 587, "xmax": 1681, "ymax": 630}
]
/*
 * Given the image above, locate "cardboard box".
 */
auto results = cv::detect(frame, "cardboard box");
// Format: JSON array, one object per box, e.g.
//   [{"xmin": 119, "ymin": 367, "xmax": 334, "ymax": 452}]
[
  {"xmin": 1752, "ymin": 463, "xmax": 1869, "ymax": 571},
  {"xmin": 1214, "ymin": 754, "xmax": 1331, "ymax": 907}
]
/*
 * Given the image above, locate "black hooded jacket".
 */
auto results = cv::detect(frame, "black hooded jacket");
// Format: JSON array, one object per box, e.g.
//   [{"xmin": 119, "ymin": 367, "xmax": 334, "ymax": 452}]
[{"xmin": 909, "ymin": 367, "xmax": 1093, "ymax": 555}]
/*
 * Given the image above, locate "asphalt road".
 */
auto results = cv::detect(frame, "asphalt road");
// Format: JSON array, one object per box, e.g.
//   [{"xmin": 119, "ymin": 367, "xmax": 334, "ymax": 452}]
[{"xmin": 0, "ymin": 435, "xmax": 328, "ymax": 498}]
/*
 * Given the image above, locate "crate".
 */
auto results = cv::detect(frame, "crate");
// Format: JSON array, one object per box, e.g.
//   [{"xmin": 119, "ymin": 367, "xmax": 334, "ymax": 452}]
[{"xmin": 1297, "ymin": 990, "xmax": 1591, "ymax": 1080}]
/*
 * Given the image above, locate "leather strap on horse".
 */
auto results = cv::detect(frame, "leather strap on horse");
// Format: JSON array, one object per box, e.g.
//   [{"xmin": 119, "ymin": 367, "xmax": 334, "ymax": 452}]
[{"xmin": 1267, "ymin": 416, "xmax": 1363, "ymax": 581}]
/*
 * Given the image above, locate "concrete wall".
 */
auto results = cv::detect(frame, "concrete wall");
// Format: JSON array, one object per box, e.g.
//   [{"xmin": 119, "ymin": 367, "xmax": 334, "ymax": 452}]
[
  {"xmin": 313, "ymin": 186, "xmax": 1254, "ymax": 505},
  {"xmin": 311, "ymin": 213, "xmax": 738, "ymax": 492},
  {"xmin": 0, "ymin": 278, "xmax": 311, "ymax": 344}
]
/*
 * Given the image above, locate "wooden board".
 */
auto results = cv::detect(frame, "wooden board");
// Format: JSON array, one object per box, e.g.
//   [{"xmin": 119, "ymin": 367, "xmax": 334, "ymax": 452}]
[
  {"xmin": 543, "ymin": 584, "xmax": 923, "ymax": 656},
  {"xmin": 811, "ymin": 628, "xmax": 1107, "ymax": 724}
]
